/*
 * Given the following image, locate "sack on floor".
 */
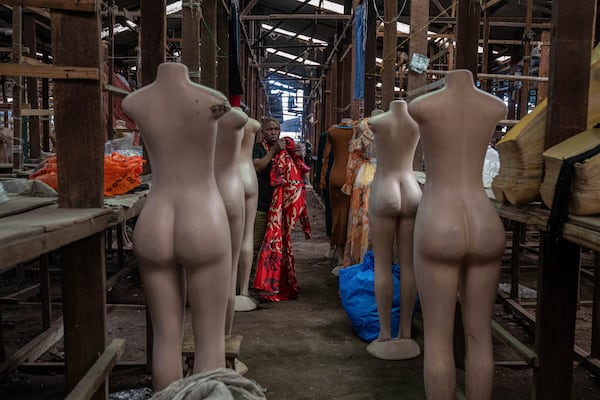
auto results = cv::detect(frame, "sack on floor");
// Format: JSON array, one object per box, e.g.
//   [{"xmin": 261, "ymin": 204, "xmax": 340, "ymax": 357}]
[{"xmin": 338, "ymin": 250, "xmax": 401, "ymax": 342}]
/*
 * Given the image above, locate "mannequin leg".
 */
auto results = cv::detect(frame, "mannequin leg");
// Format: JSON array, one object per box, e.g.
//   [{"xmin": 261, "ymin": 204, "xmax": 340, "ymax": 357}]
[
  {"xmin": 138, "ymin": 260, "xmax": 186, "ymax": 391},
  {"xmin": 369, "ymin": 214, "xmax": 396, "ymax": 340},
  {"xmin": 186, "ymin": 255, "xmax": 231, "ymax": 374},
  {"xmin": 414, "ymin": 258, "xmax": 460, "ymax": 400},
  {"xmin": 397, "ymin": 217, "xmax": 417, "ymax": 339},
  {"xmin": 226, "ymin": 211, "xmax": 245, "ymax": 334},
  {"xmin": 238, "ymin": 196, "xmax": 258, "ymax": 298},
  {"xmin": 459, "ymin": 261, "xmax": 501, "ymax": 400}
]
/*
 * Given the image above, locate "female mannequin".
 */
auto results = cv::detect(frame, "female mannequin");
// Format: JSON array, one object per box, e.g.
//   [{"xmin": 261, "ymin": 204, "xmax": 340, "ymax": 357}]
[
  {"xmin": 321, "ymin": 118, "xmax": 354, "ymax": 268},
  {"xmin": 366, "ymin": 100, "xmax": 421, "ymax": 360},
  {"xmin": 235, "ymin": 117, "xmax": 261, "ymax": 312},
  {"xmin": 122, "ymin": 62, "xmax": 231, "ymax": 391},
  {"xmin": 215, "ymin": 106, "xmax": 248, "ymax": 334},
  {"xmin": 408, "ymin": 69, "xmax": 507, "ymax": 399}
]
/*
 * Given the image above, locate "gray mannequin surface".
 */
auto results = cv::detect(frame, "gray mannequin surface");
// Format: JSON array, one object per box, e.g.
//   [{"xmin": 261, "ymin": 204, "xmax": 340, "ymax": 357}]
[
  {"xmin": 408, "ymin": 69, "xmax": 507, "ymax": 400},
  {"xmin": 215, "ymin": 106, "xmax": 248, "ymax": 334},
  {"xmin": 235, "ymin": 117, "xmax": 261, "ymax": 312},
  {"xmin": 366, "ymin": 100, "xmax": 421, "ymax": 360},
  {"xmin": 122, "ymin": 62, "xmax": 231, "ymax": 391}
]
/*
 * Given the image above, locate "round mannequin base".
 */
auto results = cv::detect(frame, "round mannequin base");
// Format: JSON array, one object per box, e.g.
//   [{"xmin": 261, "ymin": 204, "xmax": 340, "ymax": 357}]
[
  {"xmin": 235, "ymin": 358, "xmax": 249, "ymax": 375},
  {"xmin": 366, "ymin": 338, "xmax": 421, "ymax": 360},
  {"xmin": 235, "ymin": 295, "xmax": 258, "ymax": 312},
  {"xmin": 331, "ymin": 265, "xmax": 343, "ymax": 276}
]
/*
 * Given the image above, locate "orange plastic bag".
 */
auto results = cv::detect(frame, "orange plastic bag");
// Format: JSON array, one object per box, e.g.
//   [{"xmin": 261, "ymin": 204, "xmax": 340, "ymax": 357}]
[{"xmin": 30, "ymin": 153, "xmax": 145, "ymax": 196}]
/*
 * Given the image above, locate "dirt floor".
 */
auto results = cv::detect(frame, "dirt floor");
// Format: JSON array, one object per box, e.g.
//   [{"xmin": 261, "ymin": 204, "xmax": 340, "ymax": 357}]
[{"xmin": 1, "ymin": 189, "xmax": 600, "ymax": 399}]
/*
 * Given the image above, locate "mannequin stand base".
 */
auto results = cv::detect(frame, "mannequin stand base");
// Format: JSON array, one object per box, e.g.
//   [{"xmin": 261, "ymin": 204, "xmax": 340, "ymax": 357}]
[
  {"xmin": 331, "ymin": 265, "xmax": 343, "ymax": 276},
  {"xmin": 366, "ymin": 338, "xmax": 421, "ymax": 360},
  {"xmin": 235, "ymin": 295, "xmax": 258, "ymax": 312}
]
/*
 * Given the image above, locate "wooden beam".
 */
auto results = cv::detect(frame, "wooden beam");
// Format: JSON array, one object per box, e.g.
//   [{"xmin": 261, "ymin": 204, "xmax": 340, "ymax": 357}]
[
  {"xmin": 20, "ymin": 108, "xmax": 53, "ymax": 116},
  {"xmin": 0, "ymin": 64, "xmax": 99, "ymax": 79},
  {"xmin": 240, "ymin": 13, "xmax": 352, "ymax": 21},
  {"xmin": 200, "ymin": 0, "xmax": 217, "ymax": 88},
  {"xmin": 381, "ymin": 0, "xmax": 397, "ymax": 110},
  {"xmin": 216, "ymin": 0, "xmax": 228, "ymax": 95},
  {"xmin": 12, "ymin": 5, "xmax": 23, "ymax": 171},
  {"xmin": 455, "ymin": 0, "xmax": 481, "ymax": 76},
  {"xmin": 1, "ymin": 0, "xmax": 98, "ymax": 12},
  {"xmin": 241, "ymin": 0, "xmax": 259, "ymax": 16},
  {"xmin": 181, "ymin": 1, "xmax": 201, "ymax": 83},
  {"xmin": 64, "ymin": 339, "xmax": 125, "ymax": 400}
]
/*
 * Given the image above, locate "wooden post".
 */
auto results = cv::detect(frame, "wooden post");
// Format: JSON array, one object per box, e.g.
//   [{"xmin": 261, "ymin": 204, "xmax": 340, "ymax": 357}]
[
  {"xmin": 107, "ymin": 7, "xmax": 115, "ymax": 140},
  {"xmin": 140, "ymin": 0, "xmax": 166, "ymax": 175},
  {"xmin": 510, "ymin": 222, "xmax": 522, "ymax": 301},
  {"xmin": 591, "ymin": 252, "xmax": 600, "ymax": 358},
  {"xmin": 408, "ymin": 0, "xmax": 429, "ymax": 171},
  {"xmin": 363, "ymin": 0, "xmax": 377, "ymax": 116},
  {"xmin": 534, "ymin": 1, "xmax": 596, "ymax": 399},
  {"xmin": 350, "ymin": 0, "xmax": 361, "ymax": 120},
  {"xmin": 41, "ymin": 62, "xmax": 50, "ymax": 152},
  {"xmin": 52, "ymin": 7, "xmax": 106, "ymax": 399},
  {"xmin": 481, "ymin": 7, "xmax": 491, "ymax": 92},
  {"xmin": 182, "ymin": 2, "xmax": 201, "ymax": 83},
  {"xmin": 518, "ymin": 0, "xmax": 533, "ymax": 117},
  {"xmin": 200, "ymin": 0, "xmax": 217, "ymax": 88},
  {"xmin": 381, "ymin": 0, "xmax": 397, "ymax": 111},
  {"xmin": 12, "ymin": 5, "xmax": 22, "ymax": 171},
  {"xmin": 537, "ymin": 30, "xmax": 551, "ymax": 103},
  {"xmin": 330, "ymin": 50, "xmax": 338, "ymax": 124},
  {"xmin": 455, "ymin": 0, "xmax": 481, "ymax": 77},
  {"xmin": 23, "ymin": 12, "xmax": 40, "ymax": 160},
  {"xmin": 216, "ymin": 0, "xmax": 229, "ymax": 96}
]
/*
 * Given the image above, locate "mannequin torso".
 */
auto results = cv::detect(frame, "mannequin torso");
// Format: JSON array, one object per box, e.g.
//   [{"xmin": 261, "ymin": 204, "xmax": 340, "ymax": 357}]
[
  {"xmin": 122, "ymin": 62, "xmax": 232, "ymax": 390},
  {"xmin": 407, "ymin": 69, "xmax": 508, "ymax": 399}
]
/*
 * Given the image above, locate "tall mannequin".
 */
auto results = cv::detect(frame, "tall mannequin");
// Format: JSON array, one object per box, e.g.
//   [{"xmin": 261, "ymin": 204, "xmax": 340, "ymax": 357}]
[
  {"xmin": 122, "ymin": 62, "xmax": 231, "ymax": 391},
  {"xmin": 366, "ymin": 100, "xmax": 421, "ymax": 360},
  {"xmin": 236, "ymin": 117, "xmax": 261, "ymax": 312},
  {"xmin": 321, "ymin": 118, "xmax": 354, "ymax": 268},
  {"xmin": 408, "ymin": 69, "xmax": 507, "ymax": 399},
  {"xmin": 215, "ymin": 106, "xmax": 248, "ymax": 334}
]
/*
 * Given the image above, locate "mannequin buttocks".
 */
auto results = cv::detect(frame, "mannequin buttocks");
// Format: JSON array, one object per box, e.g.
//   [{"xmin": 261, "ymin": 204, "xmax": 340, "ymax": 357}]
[
  {"xmin": 215, "ymin": 106, "xmax": 248, "ymax": 334},
  {"xmin": 408, "ymin": 69, "xmax": 507, "ymax": 400},
  {"xmin": 122, "ymin": 62, "xmax": 231, "ymax": 391},
  {"xmin": 235, "ymin": 117, "xmax": 261, "ymax": 312},
  {"xmin": 366, "ymin": 100, "xmax": 421, "ymax": 360}
]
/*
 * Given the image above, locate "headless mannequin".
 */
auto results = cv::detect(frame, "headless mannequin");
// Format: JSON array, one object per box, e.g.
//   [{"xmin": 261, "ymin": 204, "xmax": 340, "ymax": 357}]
[
  {"xmin": 322, "ymin": 118, "xmax": 354, "ymax": 268},
  {"xmin": 122, "ymin": 62, "xmax": 231, "ymax": 391},
  {"xmin": 366, "ymin": 100, "xmax": 421, "ymax": 360},
  {"xmin": 408, "ymin": 69, "xmax": 507, "ymax": 399},
  {"xmin": 235, "ymin": 117, "xmax": 261, "ymax": 312},
  {"xmin": 215, "ymin": 106, "xmax": 248, "ymax": 335}
]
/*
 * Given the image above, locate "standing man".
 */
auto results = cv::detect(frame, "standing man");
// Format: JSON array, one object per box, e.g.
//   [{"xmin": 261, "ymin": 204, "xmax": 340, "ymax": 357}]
[{"xmin": 252, "ymin": 117, "xmax": 285, "ymax": 261}]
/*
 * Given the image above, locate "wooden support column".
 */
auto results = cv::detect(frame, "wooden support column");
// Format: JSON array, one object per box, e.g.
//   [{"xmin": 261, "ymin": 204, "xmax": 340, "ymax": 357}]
[
  {"xmin": 350, "ymin": 0, "xmax": 361, "ymax": 120},
  {"xmin": 592, "ymin": 252, "xmax": 600, "ymax": 358},
  {"xmin": 481, "ymin": 6, "xmax": 491, "ymax": 92},
  {"xmin": 42, "ymin": 59, "xmax": 50, "ymax": 152},
  {"xmin": 140, "ymin": 1, "xmax": 166, "ymax": 86},
  {"xmin": 200, "ymin": 0, "xmax": 217, "ymax": 88},
  {"xmin": 363, "ymin": 0, "xmax": 377, "ymax": 116},
  {"xmin": 12, "ymin": 5, "xmax": 22, "ymax": 171},
  {"xmin": 23, "ymin": 12, "xmax": 40, "ymax": 160},
  {"xmin": 534, "ymin": 1, "xmax": 596, "ymax": 399},
  {"xmin": 339, "ymin": 46, "xmax": 352, "ymax": 118},
  {"xmin": 455, "ymin": 0, "xmax": 481, "ymax": 76},
  {"xmin": 329, "ymin": 50, "xmax": 338, "ymax": 124},
  {"xmin": 518, "ymin": 0, "xmax": 534, "ymax": 117},
  {"xmin": 107, "ymin": 8, "xmax": 115, "ymax": 140},
  {"xmin": 381, "ymin": 0, "xmax": 397, "ymax": 111},
  {"xmin": 140, "ymin": 0, "xmax": 166, "ymax": 176},
  {"xmin": 182, "ymin": 2, "xmax": 201, "ymax": 82},
  {"xmin": 510, "ymin": 222, "xmax": 522, "ymax": 301},
  {"xmin": 537, "ymin": 30, "xmax": 550, "ymax": 103},
  {"xmin": 408, "ymin": 0, "xmax": 429, "ymax": 171},
  {"xmin": 51, "ymin": 7, "xmax": 106, "ymax": 399},
  {"xmin": 216, "ymin": 0, "xmax": 229, "ymax": 96}
]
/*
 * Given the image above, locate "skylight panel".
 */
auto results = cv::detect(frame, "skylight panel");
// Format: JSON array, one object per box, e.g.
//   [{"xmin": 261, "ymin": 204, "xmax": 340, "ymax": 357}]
[
  {"xmin": 266, "ymin": 48, "xmax": 320, "ymax": 65},
  {"xmin": 295, "ymin": 0, "xmax": 344, "ymax": 14},
  {"xmin": 262, "ymin": 24, "xmax": 327, "ymax": 45}
]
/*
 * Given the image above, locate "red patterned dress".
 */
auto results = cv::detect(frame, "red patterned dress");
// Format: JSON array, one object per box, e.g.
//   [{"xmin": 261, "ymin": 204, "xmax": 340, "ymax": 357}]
[{"xmin": 253, "ymin": 137, "xmax": 311, "ymax": 301}]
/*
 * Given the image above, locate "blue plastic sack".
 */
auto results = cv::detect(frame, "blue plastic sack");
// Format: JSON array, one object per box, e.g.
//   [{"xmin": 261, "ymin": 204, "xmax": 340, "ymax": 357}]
[{"xmin": 339, "ymin": 251, "xmax": 401, "ymax": 342}]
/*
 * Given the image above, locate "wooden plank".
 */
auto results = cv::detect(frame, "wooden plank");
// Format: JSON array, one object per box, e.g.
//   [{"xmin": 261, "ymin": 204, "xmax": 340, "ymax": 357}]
[
  {"xmin": 0, "ymin": 196, "xmax": 57, "ymax": 218},
  {"xmin": 0, "ymin": 316, "xmax": 64, "ymax": 378},
  {"xmin": 64, "ymin": 339, "xmax": 125, "ymax": 400},
  {"xmin": 0, "ymin": 64, "xmax": 99, "ymax": 80},
  {"xmin": 20, "ymin": 108, "xmax": 53, "ymax": 116},
  {"xmin": 1, "ymin": 0, "xmax": 98, "ymax": 12},
  {"xmin": 0, "ymin": 207, "xmax": 113, "ymax": 270}
]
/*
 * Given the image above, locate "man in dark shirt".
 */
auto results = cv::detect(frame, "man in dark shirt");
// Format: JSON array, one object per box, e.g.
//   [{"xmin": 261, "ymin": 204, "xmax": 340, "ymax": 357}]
[{"xmin": 252, "ymin": 117, "xmax": 285, "ymax": 260}]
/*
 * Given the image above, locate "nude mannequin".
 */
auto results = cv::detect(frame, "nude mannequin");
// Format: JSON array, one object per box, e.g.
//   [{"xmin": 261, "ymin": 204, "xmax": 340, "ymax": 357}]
[
  {"xmin": 235, "ymin": 117, "xmax": 261, "ymax": 312},
  {"xmin": 408, "ymin": 69, "xmax": 507, "ymax": 399},
  {"xmin": 215, "ymin": 106, "xmax": 248, "ymax": 334},
  {"xmin": 366, "ymin": 100, "xmax": 421, "ymax": 360},
  {"xmin": 122, "ymin": 62, "xmax": 231, "ymax": 391}
]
